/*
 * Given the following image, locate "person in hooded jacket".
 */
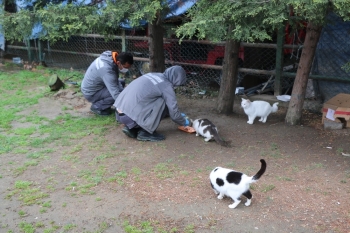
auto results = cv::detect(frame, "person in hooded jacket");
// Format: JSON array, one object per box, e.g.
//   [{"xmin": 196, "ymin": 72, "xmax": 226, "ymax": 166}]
[
  {"xmin": 114, "ymin": 65, "xmax": 191, "ymax": 142},
  {"xmin": 81, "ymin": 51, "xmax": 133, "ymax": 116}
]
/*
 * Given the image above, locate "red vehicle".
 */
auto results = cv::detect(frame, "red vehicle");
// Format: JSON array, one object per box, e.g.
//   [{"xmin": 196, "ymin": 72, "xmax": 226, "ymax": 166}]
[{"xmin": 131, "ymin": 39, "xmax": 244, "ymax": 80}]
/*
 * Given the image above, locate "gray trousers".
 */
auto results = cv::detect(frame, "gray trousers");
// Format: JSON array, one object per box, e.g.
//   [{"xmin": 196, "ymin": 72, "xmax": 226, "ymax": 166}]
[
  {"xmin": 84, "ymin": 79, "xmax": 125, "ymax": 111},
  {"xmin": 83, "ymin": 87, "xmax": 114, "ymax": 111},
  {"xmin": 116, "ymin": 106, "xmax": 169, "ymax": 131}
]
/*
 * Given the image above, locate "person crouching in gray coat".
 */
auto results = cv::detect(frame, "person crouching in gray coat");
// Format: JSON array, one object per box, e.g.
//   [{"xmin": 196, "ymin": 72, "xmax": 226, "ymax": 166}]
[
  {"xmin": 113, "ymin": 65, "xmax": 191, "ymax": 142},
  {"xmin": 81, "ymin": 51, "xmax": 133, "ymax": 116}
]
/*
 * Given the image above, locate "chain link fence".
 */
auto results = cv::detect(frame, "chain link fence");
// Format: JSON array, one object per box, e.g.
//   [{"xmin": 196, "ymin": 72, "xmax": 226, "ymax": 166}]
[{"xmin": 5, "ymin": 33, "xmax": 304, "ymax": 95}]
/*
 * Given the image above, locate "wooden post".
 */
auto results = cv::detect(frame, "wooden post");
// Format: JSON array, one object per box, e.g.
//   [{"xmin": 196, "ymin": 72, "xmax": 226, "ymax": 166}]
[
  {"xmin": 274, "ymin": 27, "xmax": 284, "ymax": 96},
  {"xmin": 121, "ymin": 29, "xmax": 126, "ymax": 52}
]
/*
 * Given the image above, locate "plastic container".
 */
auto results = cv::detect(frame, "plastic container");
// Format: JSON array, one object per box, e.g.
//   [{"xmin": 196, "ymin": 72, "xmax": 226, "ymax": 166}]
[
  {"xmin": 235, "ymin": 87, "xmax": 245, "ymax": 95},
  {"xmin": 12, "ymin": 57, "xmax": 22, "ymax": 64}
]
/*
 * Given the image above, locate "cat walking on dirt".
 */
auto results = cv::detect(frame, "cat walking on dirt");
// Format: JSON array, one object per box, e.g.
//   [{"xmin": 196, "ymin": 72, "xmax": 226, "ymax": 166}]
[
  {"xmin": 192, "ymin": 118, "xmax": 229, "ymax": 147},
  {"xmin": 241, "ymin": 98, "xmax": 278, "ymax": 124},
  {"xmin": 210, "ymin": 159, "xmax": 266, "ymax": 209}
]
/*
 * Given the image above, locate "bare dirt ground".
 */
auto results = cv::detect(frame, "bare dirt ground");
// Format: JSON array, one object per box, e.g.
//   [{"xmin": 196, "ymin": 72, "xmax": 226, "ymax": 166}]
[{"xmin": 1, "ymin": 84, "xmax": 350, "ymax": 233}]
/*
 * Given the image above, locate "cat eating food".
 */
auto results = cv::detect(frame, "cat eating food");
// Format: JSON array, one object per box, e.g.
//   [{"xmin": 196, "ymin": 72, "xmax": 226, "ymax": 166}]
[
  {"xmin": 192, "ymin": 118, "xmax": 229, "ymax": 147},
  {"xmin": 209, "ymin": 159, "xmax": 266, "ymax": 209},
  {"xmin": 241, "ymin": 98, "xmax": 279, "ymax": 124}
]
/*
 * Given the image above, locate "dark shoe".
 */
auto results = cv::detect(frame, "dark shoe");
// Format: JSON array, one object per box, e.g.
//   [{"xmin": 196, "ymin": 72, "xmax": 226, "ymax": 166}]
[
  {"xmin": 90, "ymin": 106, "xmax": 112, "ymax": 116},
  {"xmin": 137, "ymin": 129, "xmax": 165, "ymax": 142},
  {"xmin": 122, "ymin": 126, "xmax": 139, "ymax": 138}
]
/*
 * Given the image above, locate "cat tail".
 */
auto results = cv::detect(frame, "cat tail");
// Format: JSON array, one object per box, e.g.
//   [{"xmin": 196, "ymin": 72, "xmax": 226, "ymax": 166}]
[
  {"xmin": 271, "ymin": 102, "xmax": 279, "ymax": 113},
  {"xmin": 251, "ymin": 159, "xmax": 267, "ymax": 182},
  {"xmin": 212, "ymin": 131, "xmax": 230, "ymax": 147}
]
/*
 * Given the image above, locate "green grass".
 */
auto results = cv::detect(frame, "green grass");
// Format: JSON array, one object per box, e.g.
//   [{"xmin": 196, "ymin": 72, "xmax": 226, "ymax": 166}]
[
  {"xmin": 6, "ymin": 180, "xmax": 49, "ymax": 205},
  {"xmin": 0, "ymin": 69, "xmax": 116, "ymax": 155}
]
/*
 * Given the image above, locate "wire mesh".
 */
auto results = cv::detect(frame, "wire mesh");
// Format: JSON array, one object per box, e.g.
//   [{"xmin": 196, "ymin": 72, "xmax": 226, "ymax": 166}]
[{"xmin": 4, "ymin": 32, "xmax": 307, "ymax": 96}]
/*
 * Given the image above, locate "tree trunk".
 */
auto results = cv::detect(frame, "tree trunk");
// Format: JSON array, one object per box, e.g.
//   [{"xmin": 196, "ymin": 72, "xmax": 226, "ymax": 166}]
[
  {"xmin": 148, "ymin": 13, "xmax": 165, "ymax": 73},
  {"xmin": 285, "ymin": 21, "xmax": 322, "ymax": 125},
  {"xmin": 217, "ymin": 26, "xmax": 240, "ymax": 114}
]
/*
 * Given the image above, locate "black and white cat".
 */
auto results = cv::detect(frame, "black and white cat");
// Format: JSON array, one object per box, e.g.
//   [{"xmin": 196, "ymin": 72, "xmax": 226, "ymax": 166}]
[
  {"xmin": 209, "ymin": 159, "xmax": 267, "ymax": 209},
  {"xmin": 192, "ymin": 118, "xmax": 229, "ymax": 147},
  {"xmin": 241, "ymin": 98, "xmax": 279, "ymax": 124}
]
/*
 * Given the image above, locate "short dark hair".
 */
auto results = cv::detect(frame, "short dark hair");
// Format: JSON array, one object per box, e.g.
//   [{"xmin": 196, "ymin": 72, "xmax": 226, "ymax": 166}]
[{"xmin": 117, "ymin": 52, "xmax": 134, "ymax": 65}]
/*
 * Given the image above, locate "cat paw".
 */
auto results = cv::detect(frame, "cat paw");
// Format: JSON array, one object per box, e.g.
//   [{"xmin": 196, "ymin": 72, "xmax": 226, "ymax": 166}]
[
  {"xmin": 245, "ymin": 199, "xmax": 251, "ymax": 206},
  {"xmin": 228, "ymin": 202, "xmax": 240, "ymax": 209},
  {"xmin": 247, "ymin": 121, "xmax": 253, "ymax": 124},
  {"xmin": 217, "ymin": 195, "xmax": 224, "ymax": 200}
]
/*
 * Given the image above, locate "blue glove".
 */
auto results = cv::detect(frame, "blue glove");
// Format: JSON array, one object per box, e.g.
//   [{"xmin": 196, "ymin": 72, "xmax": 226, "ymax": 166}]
[{"xmin": 181, "ymin": 113, "xmax": 190, "ymax": 126}]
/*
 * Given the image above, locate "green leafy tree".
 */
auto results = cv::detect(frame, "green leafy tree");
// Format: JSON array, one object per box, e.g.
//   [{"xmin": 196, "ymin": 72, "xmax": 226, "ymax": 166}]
[
  {"xmin": 284, "ymin": 1, "xmax": 350, "ymax": 125},
  {"xmin": 176, "ymin": 0, "xmax": 287, "ymax": 114},
  {"xmin": 0, "ymin": 0, "xmax": 186, "ymax": 72},
  {"xmin": 177, "ymin": 0, "xmax": 350, "ymax": 124}
]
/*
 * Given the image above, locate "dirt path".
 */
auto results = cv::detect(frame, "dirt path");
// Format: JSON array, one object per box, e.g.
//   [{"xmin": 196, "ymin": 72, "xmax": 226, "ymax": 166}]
[{"xmin": 1, "ymin": 89, "xmax": 350, "ymax": 233}]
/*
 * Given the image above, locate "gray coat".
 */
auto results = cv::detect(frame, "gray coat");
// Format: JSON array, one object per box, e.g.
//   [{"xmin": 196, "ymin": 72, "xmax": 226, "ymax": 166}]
[
  {"xmin": 114, "ymin": 66, "xmax": 187, "ymax": 133},
  {"xmin": 81, "ymin": 51, "xmax": 123, "ymax": 99}
]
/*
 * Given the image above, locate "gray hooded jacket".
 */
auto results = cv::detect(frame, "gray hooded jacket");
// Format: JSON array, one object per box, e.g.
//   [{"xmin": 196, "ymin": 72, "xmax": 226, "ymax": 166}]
[
  {"xmin": 81, "ymin": 51, "xmax": 123, "ymax": 99},
  {"xmin": 113, "ymin": 66, "xmax": 187, "ymax": 133}
]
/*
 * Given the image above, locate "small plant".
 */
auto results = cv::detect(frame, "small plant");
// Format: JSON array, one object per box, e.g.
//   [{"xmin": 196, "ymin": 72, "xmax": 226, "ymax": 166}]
[
  {"xmin": 123, "ymin": 220, "xmax": 154, "ymax": 233},
  {"xmin": 40, "ymin": 208, "xmax": 47, "ymax": 213},
  {"xmin": 19, "ymin": 222, "xmax": 35, "ymax": 233},
  {"xmin": 63, "ymin": 223, "xmax": 76, "ymax": 231},
  {"xmin": 184, "ymin": 224, "xmax": 195, "ymax": 233},
  {"xmin": 18, "ymin": 210, "xmax": 27, "ymax": 217},
  {"xmin": 36, "ymin": 222, "xmax": 45, "ymax": 228},
  {"xmin": 42, "ymin": 201, "xmax": 52, "ymax": 208}
]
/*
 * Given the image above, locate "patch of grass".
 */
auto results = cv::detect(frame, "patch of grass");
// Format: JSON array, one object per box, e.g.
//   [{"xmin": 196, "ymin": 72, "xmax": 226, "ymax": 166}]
[
  {"xmin": 7, "ymin": 180, "xmax": 49, "ymax": 205},
  {"xmin": 63, "ymin": 223, "xmax": 76, "ymax": 231},
  {"xmin": 92, "ymin": 152, "xmax": 118, "ymax": 163},
  {"xmin": 19, "ymin": 221, "xmax": 35, "ymax": 233},
  {"xmin": 42, "ymin": 201, "xmax": 52, "ymax": 208},
  {"xmin": 153, "ymin": 163, "xmax": 177, "ymax": 179},
  {"xmin": 268, "ymin": 143, "xmax": 282, "ymax": 158},
  {"xmin": 261, "ymin": 184, "xmax": 275, "ymax": 192},
  {"xmin": 40, "ymin": 208, "xmax": 47, "ymax": 214},
  {"xmin": 98, "ymin": 222, "xmax": 109, "ymax": 232},
  {"xmin": 12, "ymin": 127, "xmax": 37, "ymax": 136},
  {"xmin": 277, "ymin": 176, "xmax": 293, "ymax": 181},
  {"xmin": 61, "ymin": 154, "xmax": 80, "ymax": 163},
  {"xmin": 131, "ymin": 167, "xmax": 141, "ymax": 175},
  {"xmin": 107, "ymin": 171, "xmax": 128, "ymax": 185},
  {"xmin": 180, "ymin": 171, "xmax": 189, "ymax": 176},
  {"xmin": 184, "ymin": 224, "xmax": 195, "ymax": 233},
  {"xmin": 18, "ymin": 210, "xmax": 27, "ymax": 217},
  {"xmin": 308, "ymin": 162, "xmax": 324, "ymax": 170},
  {"xmin": 123, "ymin": 221, "xmax": 154, "ymax": 233},
  {"xmin": 35, "ymin": 222, "xmax": 45, "ymax": 228}
]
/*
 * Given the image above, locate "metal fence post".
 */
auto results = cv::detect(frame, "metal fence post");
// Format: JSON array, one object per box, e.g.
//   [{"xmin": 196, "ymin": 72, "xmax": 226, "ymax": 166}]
[
  {"xmin": 121, "ymin": 30, "xmax": 126, "ymax": 52},
  {"xmin": 274, "ymin": 27, "xmax": 285, "ymax": 96}
]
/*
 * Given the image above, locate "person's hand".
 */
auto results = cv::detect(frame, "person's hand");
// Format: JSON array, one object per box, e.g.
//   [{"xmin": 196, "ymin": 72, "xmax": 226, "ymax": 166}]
[{"xmin": 181, "ymin": 113, "xmax": 191, "ymax": 127}]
